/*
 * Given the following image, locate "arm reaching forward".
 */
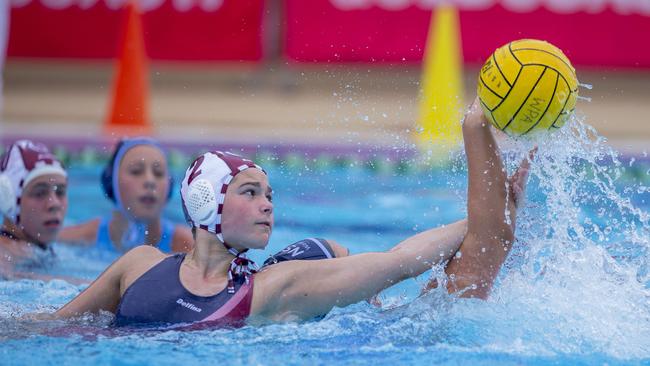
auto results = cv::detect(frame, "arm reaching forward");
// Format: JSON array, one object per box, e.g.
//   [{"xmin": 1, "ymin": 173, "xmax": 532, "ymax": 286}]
[{"xmin": 252, "ymin": 219, "xmax": 467, "ymax": 322}]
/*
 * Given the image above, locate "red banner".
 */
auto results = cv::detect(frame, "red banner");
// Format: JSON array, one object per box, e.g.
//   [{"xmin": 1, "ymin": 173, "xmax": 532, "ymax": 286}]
[
  {"xmin": 8, "ymin": 0, "xmax": 264, "ymax": 61},
  {"xmin": 285, "ymin": 0, "xmax": 650, "ymax": 68},
  {"xmin": 8, "ymin": 0, "xmax": 650, "ymax": 67}
]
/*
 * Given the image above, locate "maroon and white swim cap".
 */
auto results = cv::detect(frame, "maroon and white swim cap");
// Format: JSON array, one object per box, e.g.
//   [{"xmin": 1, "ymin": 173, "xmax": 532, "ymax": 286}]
[
  {"xmin": 0, "ymin": 140, "xmax": 67, "ymax": 224},
  {"xmin": 180, "ymin": 151, "xmax": 264, "ymax": 242}
]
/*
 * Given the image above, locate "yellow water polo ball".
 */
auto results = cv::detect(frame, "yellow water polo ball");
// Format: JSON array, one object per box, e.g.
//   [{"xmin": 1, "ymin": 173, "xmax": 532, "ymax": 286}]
[{"xmin": 477, "ymin": 39, "xmax": 578, "ymax": 136}]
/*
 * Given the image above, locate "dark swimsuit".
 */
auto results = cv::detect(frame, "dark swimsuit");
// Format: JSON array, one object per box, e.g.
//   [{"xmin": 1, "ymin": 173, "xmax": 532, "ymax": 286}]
[{"xmin": 113, "ymin": 238, "xmax": 336, "ymax": 328}]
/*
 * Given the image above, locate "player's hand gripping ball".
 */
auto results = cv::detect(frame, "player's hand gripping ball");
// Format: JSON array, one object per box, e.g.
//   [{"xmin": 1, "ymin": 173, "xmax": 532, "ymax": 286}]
[{"xmin": 477, "ymin": 39, "xmax": 578, "ymax": 136}]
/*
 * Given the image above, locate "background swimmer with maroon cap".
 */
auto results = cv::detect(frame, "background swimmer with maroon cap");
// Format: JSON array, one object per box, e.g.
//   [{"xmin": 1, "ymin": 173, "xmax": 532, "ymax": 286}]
[
  {"xmin": 0, "ymin": 140, "xmax": 68, "ymax": 277},
  {"xmin": 46, "ymin": 98, "xmax": 532, "ymax": 327}
]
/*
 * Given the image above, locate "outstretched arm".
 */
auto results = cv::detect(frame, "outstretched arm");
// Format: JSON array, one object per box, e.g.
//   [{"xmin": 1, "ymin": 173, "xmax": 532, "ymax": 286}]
[{"xmin": 252, "ymin": 219, "xmax": 467, "ymax": 322}]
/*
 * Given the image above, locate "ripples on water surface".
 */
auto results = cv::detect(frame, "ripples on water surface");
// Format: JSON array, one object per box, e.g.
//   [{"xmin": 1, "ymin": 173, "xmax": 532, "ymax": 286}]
[{"xmin": 1, "ymin": 116, "xmax": 649, "ymax": 365}]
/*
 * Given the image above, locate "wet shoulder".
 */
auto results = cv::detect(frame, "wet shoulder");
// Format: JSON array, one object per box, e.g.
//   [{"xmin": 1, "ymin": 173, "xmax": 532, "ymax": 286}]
[{"xmin": 120, "ymin": 246, "xmax": 173, "ymax": 292}]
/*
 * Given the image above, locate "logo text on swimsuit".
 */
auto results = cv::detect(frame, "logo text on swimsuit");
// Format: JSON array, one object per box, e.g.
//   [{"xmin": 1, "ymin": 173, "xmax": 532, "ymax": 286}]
[{"xmin": 176, "ymin": 298, "xmax": 202, "ymax": 313}]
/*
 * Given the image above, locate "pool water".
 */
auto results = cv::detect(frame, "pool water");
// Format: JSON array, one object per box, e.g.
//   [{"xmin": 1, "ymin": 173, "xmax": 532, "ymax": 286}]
[{"xmin": 1, "ymin": 118, "xmax": 649, "ymax": 365}]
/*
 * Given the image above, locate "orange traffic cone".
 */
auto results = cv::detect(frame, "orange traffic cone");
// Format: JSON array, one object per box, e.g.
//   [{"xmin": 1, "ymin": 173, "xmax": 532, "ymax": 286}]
[{"xmin": 104, "ymin": 1, "xmax": 152, "ymax": 137}]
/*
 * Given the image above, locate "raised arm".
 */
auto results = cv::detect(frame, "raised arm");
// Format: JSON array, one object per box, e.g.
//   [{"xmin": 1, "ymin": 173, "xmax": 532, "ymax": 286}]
[
  {"xmin": 435, "ymin": 97, "xmax": 532, "ymax": 298},
  {"xmin": 252, "ymin": 219, "xmax": 466, "ymax": 322}
]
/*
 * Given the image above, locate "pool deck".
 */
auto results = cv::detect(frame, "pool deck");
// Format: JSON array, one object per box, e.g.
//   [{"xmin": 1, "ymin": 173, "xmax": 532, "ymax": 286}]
[{"xmin": 2, "ymin": 60, "xmax": 649, "ymax": 155}]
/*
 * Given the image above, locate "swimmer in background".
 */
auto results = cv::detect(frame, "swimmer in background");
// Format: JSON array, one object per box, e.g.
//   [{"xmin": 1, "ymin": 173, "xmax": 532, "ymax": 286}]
[
  {"xmin": 58, "ymin": 138, "xmax": 193, "ymax": 253},
  {"xmin": 49, "ymin": 98, "xmax": 531, "ymax": 326},
  {"xmin": 0, "ymin": 140, "xmax": 68, "ymax": 278}
]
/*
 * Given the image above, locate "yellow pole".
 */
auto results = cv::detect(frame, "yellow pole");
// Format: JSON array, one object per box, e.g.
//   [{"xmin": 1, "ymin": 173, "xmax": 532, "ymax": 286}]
[{"xmin": 415, "ymin": 5, "xmax": 464, "ymax": 155}]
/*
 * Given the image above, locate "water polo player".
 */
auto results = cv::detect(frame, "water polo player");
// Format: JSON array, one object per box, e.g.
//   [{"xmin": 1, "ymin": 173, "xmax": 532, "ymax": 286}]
[
  {"xmin": 0, "ymin": 140, "xmax": 68, "ymax": 275},
  {"xmin": 59, "ymin": 137, "xmax": 192, "ymax": 253},
  {"xmin": 52, "ymin": 99, "xmax": 531, "ymax": 326}
]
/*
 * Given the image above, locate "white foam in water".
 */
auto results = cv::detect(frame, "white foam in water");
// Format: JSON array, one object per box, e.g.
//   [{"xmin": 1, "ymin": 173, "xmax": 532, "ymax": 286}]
[
  {"xmin": 350, "ymin": 112, "xmax": 650, "ymax": 360},
  {"xmin": 463, "ymin": 113, "xmax": 650, "ymax": 359}
]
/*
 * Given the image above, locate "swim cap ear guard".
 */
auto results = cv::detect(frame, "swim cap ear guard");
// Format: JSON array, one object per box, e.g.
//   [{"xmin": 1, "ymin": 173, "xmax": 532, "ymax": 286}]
[
  {"xmin": 183, "ymin": 178, "xmax": 219, "ymax": 227},
  {"xmin": 0, "ymin": 140, "xmax": 67, "ymax": 224},
  {"xmin": 100, "ymin": 138, "xmax": 174, "ymax": 204},
  {"xmin": 180, "ymin": 151, "xmax": 264, "ymax": 243}
]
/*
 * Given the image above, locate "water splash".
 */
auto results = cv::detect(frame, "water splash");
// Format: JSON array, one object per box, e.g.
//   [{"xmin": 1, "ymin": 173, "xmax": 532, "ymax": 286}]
[
  {"xmin": 363, "ymin": 112, "xmax": 650, "ymax": 360},
  {"xmin": 579, "ymin": 82, "xmax": 594, "ymax": 90},
  {"xmin": 490, "ymin": 113, "xmax": 650, "ymax": 359}
]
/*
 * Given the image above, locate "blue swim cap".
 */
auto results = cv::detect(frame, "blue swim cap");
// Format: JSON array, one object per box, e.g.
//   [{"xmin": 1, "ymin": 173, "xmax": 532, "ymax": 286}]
[{"xmin": 101, "ymin": 137, "xmax": 174, "ymax": 211}]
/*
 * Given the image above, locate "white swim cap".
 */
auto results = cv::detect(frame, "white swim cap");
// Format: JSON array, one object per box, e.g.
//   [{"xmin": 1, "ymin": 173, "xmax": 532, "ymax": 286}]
[
  {"xmin": 0, "ymin": 140, "xmax": 67, "ymax": 224},
  {"xmin": 180, "ymin": 151, "xmax": 264, "ymax": 242}
]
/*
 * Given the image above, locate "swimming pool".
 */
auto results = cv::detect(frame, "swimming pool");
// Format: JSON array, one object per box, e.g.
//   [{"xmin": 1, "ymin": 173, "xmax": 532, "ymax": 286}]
[{"xmin": 1, "ymin": 118, "xmax": 649, "ymax": 365}]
